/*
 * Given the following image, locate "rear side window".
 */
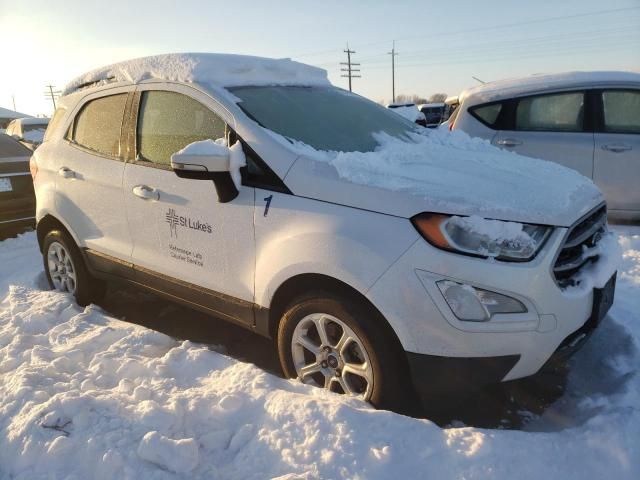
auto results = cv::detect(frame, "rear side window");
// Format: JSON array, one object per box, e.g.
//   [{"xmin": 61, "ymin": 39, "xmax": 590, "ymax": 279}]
[
  {"xmin": 602, "ymin": 90, "xmax": 640, "ymax": 134},
  {"xmin": 70, "ymin": 94, "xmax": 128, "ymax": 157},
  {"xmin": 44, "ymin": 108, "xmax": 66, "ymax": 142},
  {"xmin": 515, "ymin": 92, "xmax": 584, "ymax": 132},
  {"xmin": 469, "ymin": 103, "xmax": 503, "ymax": 128},
  {"xmin": 136, "ymin": 91, "xmax": 226, "ymax": 166}
]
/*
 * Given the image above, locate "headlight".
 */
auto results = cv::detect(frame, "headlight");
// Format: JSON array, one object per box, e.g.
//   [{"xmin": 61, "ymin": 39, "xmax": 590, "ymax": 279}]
[{"xmin": 411, "ymin": 213, "xmax": 551, "ymax": 261}]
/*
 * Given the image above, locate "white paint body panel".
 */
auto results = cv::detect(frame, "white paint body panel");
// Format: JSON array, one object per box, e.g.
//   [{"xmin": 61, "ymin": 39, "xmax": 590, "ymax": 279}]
[{"xmin": 33, "ymin": 76, "xmax": 610, "ymax": 386}]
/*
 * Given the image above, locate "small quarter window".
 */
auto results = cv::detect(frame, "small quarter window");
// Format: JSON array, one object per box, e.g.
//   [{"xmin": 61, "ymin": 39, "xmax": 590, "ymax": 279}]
[
  {"xmin": 602, "ymin": 90, "xmax": 640, "ymax": 134},
  {"xmin": 470, "ymin": 103, "xmax": 503, "ymax": 128},
  {"xmin": 70, "ymin": 94, "xmax": 128, "ymax": 157},
  {"xmin": 515, "ymin": 92, "xmax": 584, "ymax": 132},
  {"xmin": 136, "ymin": 91, "xmax": 227, "ymax": 166}
]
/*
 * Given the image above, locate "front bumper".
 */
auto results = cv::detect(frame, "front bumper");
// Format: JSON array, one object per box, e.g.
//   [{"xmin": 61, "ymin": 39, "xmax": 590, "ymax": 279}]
[{"xmin": 367, "ymin": 226, "xmax": 618, "ymax": 385}]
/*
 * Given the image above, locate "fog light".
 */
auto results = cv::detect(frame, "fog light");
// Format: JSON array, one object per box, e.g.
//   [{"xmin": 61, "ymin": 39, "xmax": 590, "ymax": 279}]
[{"xmin": 436, "ymin": 281, "xmax": 526, "ymax": 322}]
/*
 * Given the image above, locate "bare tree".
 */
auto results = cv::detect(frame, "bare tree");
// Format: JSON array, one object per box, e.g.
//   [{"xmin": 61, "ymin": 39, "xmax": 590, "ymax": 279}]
[
  {"xmin": 428, "ymin": 93, "xmax": 448, "ymax": 103},
  {"xmin": 393, "ymin": 94, "xmax": 428, "ymax": 105}
]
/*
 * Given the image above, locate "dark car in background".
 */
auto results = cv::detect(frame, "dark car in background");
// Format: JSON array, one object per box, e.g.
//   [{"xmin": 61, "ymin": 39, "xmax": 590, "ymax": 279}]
[
  {"xmin": 0, "ymin": 134, "xmax": 35, "ymax": 235},
  {"xmin": 418, "ymin": 102, "xmax": 446, "ymax": 127}
]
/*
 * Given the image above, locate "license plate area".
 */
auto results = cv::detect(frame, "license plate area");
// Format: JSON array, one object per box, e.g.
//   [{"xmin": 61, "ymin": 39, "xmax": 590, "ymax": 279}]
[
  {"xmin": 591, "ymin": 273, "xmax": 616, "ymax": 325},
  {"xmin": 0, "ymin": 177, "xmax": 12, "ymax": 193}
]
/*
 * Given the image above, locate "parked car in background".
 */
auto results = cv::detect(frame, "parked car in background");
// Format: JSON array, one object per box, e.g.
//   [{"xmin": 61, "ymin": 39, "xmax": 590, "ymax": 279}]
[
  {"xmin": 0, "ymin": 133, "xmax": 36, "ymax": 234},
  {"xmin": 451, "ymin": 71, "xmax": 640, "ymax": 221},
  {"xmin": 0, "ymin": 106, "xmax": 32, "ymax": 131},
  {"xmin": 387, "ymin": 102, "xmax": 426, "ymax": 126},
  {"xmin": 6, "ymin": 117, "xmax": 49, "ymax": 150},
  {"xmin": 418, "ymin": 102, "xmax": 445, "ymax": 127}
]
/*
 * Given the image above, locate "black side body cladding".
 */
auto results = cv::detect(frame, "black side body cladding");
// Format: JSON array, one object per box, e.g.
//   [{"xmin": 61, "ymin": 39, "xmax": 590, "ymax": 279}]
[{"xmin": 82, "ymin": 248, "xmax": 271, "ymax": 337}]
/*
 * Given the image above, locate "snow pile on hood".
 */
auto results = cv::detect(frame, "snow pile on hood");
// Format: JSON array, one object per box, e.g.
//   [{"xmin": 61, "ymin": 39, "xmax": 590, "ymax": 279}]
[
  {"xmin": 388, "ymin": 105, "xmax": 425, "ymax": 123},
  {"xmin": 1, "ymin": 231, "xmax": 640, "ymax": 479},
  {"xmin": 62, "ymin": 53, "xmax": 330, "ymax": 96},
  {"xmin": 285, "ymin": 128, "xmax": 603, "ymax": 224},
  {"xmin": 22, "ymin": 128, "xmax": 46, "ymax": 143}
]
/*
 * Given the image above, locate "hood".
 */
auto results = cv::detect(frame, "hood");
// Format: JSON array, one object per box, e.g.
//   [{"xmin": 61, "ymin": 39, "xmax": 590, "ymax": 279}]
[{"xmin": 283, "ymin": 130, "xmax": 603, "ymax": 227}]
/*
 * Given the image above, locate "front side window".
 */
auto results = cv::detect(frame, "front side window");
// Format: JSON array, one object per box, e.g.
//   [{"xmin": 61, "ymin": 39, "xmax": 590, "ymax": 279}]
[
  {"xmin": 515, "ymin": 92, "xmax": 584, "ymax": 132},
  {"xmin": 602, "ymin": 90, "xmax": 640, "ymax": 134},
  {"xmin": 470, "ymin": 102, "xmax": 503, "ymax": 128},
  {"xmin": 71, "ymin": 93, "xmax": 128, "ymax": 156},
  {"xmin": 136, "ymin": 91, "xmax": 226, "ymax": 166},
  {"xmin": 230, "ymin": 86, "xmax": 416, "ymax": 153}
]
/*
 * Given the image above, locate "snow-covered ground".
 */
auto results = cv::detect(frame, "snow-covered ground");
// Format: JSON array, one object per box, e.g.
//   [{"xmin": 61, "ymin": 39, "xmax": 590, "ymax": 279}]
[{"xmin": 1, "ymin": 227, "xmax": 639, "ymax": 479}]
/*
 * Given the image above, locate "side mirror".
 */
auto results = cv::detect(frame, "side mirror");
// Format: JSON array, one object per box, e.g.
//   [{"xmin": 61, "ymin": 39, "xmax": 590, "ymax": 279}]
[{"xmin": 171, "ymin": 141, "xmax": 239, "ymax": 203}]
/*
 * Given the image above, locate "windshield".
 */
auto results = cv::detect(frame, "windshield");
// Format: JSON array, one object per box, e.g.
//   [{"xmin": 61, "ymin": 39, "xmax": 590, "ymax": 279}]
[{"xmin": 229, "ymin": 86, "xmax": 416, "ymax": 153}]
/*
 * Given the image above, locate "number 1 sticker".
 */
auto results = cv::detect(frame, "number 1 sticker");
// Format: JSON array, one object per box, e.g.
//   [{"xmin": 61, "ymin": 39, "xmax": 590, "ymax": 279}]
[{"xmin": 263, "ymin": 195, "xmax": 273, "ymax": 217}]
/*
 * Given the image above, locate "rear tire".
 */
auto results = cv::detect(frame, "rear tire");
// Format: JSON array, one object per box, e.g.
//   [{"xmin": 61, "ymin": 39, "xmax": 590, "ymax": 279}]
[
  {"xmin": 277, "ymin": 291, "xmax": 414, "ymax": 411},
  {"xmin": 42, "ymin": 229, "xmax": 106, "ymax": 306}
]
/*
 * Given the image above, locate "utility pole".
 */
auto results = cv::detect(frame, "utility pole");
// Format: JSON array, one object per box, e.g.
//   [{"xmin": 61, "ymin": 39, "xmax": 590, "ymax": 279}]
[
  {"xmin": 44, "ymin": 85, "xmax": 61, "ymax": 111},
  {"xmin": 11, "ymin": 95, "xmax": 16, "ymax": 111},
  {"xmin": 340, "ymin": 45, "xmax": 361, "ymax": 92},
  {"xmin": 388, "ymin": 41, "xmax": 398, "ymax": 103}
]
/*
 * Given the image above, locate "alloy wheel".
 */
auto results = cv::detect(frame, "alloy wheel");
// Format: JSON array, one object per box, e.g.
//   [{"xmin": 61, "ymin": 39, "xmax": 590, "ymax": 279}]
[
  {"xmin": 47, "ymin": 241, "xmax": 77, "ymax": 294},
  {"xmin": 291, "ymin": 313, "xmax": 374, "ymax": 400}
]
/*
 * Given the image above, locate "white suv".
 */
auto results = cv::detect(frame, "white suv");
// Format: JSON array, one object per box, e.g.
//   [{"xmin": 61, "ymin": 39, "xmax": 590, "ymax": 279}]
[{"xmin": 32, "ymin": 54, "xmax": 618, "ymax": 410}]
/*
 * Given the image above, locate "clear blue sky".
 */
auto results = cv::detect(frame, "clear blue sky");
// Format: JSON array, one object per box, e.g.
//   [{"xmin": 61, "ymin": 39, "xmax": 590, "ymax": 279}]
[{"xmin": 1, "ymin": 0, "xmax": 638, "ymax": 116}]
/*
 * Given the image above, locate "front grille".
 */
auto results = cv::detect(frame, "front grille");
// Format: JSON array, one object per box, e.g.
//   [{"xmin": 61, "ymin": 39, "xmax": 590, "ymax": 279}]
[{"xmin": 553, "ymin": 205, "xmax": 607, "ymax": 288}]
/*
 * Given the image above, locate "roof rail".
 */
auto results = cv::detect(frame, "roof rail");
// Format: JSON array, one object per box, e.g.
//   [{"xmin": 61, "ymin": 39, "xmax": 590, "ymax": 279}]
[{"xmin": 69, "ymin": 76, "xmax": 117, "ymax": 94}]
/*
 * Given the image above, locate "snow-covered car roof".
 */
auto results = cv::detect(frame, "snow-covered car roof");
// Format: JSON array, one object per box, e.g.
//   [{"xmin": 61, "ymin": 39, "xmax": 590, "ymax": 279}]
[
  {"xmin": 418, "ymin": 103, "xmax": 445, "ymax": 109},
  {"xmin": 459, "ymin": 70, "xmax": 640, "ymax": 106},
  {"xmin": 62, "ymin": 53, "xmax": 331, "ymax": 96},
  {"xmin": 12, "ymin": 117, "xmax": 49, "ymax": 126}
]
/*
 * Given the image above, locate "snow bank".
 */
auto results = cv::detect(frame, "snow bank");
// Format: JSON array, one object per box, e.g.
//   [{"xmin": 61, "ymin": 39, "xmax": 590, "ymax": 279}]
[
  {"xmin": 1, "ymin": 231, "xmax": 639, "ymax": 479},
  {"xmin": 62, "ymin": 53, "xmax": 330, "ymax": 96}
]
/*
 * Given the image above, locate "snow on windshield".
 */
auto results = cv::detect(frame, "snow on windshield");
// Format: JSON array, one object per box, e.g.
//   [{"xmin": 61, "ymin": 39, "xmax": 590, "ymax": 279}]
[{"xmin": 62, "ymin": 53, "xmax": 330, "ymax": 96}]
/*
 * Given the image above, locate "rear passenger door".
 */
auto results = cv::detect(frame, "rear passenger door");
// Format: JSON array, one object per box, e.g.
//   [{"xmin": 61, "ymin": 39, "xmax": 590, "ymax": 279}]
[
  {"xmin": 491, "ymin": 91, "xmax": 594, "ymax": 178},
  {"xmin": 122, "ymin": 84, "xmax": 256, "ymax": 322},
  {"xmin": 593, "ymin": 89, "xmax": 640, "ymax": 214},
  {"xmin": 55, "ymin": 88, "xmax": 133, "ymax": 261}
]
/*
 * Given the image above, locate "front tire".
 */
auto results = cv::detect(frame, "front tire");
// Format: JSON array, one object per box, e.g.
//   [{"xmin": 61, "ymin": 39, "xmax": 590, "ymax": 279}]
[
  {"xmin": 277, "ymin": 292, "xmax": 413, "ymax": 411},
  {"xmin": 42, "ymin": 230, "xmax": 105, "ymax": 306}
]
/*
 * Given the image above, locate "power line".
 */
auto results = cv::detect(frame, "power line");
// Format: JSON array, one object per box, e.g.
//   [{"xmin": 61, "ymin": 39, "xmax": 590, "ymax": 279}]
[
  {"xmin": 44, "ymin": 85, "xmax": 61, "ymax": 110},
  {"xmin": 288, "ymin": 6, "xmax": 639, "ymax": 62},
  {"xmin": 388, "ymin": 41, "xmax": 398, "ymax": 103},
  {"xmin": 340, "ymin": 45, "xmax": 361, "ymax": 92}
]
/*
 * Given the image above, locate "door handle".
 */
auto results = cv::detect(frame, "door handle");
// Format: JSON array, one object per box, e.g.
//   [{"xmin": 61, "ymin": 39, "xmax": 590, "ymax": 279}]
[
  {"xmin": 132, "ymin": 184, "xmax": 159, "ymax": 201},
  {"xmin": 602, "ymin": 144, "xmax": 632, "ymax": 153},
  {"xmin": 496, "ymin": 138, "xmax": 523, "ymax": 147},
  {"xmin": 57, "ymin": 167, "xmax": 75, "ymax": 179}
]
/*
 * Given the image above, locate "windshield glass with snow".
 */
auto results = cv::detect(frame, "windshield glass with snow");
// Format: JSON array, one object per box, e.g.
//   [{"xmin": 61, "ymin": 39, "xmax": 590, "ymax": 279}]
[{"xmin": 230, "ymin": 86, "xmax": 416, "ymax": 152}]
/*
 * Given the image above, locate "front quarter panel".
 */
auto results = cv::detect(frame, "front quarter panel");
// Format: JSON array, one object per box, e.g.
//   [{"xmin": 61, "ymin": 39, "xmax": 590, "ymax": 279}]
[{"xmin": 254, "ymin": 189, "xmax": 419, "ymax": 311}]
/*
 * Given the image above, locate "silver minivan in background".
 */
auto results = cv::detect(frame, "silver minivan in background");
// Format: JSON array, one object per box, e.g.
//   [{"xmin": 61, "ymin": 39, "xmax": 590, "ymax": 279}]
[{"xmin": 451, "ymin": 71, "xmax": 640, "ymax": 221}]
